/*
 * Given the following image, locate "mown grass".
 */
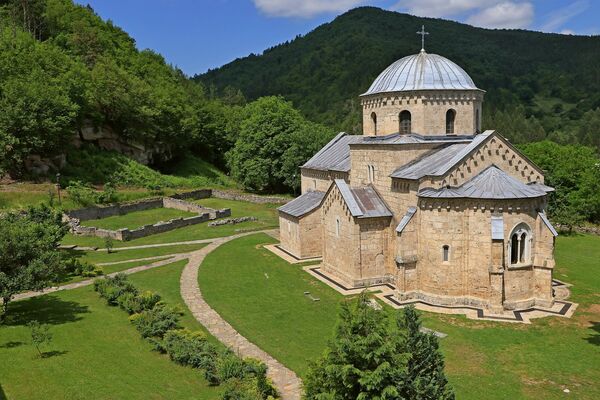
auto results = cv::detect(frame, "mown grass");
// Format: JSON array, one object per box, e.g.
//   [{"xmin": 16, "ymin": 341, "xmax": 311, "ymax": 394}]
[
  {"xmin": 61, "ymin": 198, "xmax": 280, "ymax": 248},
  {"xmin": 0, "ymin": 260, "xmax": 222, "ymax": 400},
  {"xmin": 82, "ymin": 207, "xmax": 196, "ymax": 230},
  {"xmin": 198, "ymin": 233, "xmax": 600, "ymax": 400},
  {"xmin": 68, "ymin": 243, "xmax": 207, "ymax": 264}
]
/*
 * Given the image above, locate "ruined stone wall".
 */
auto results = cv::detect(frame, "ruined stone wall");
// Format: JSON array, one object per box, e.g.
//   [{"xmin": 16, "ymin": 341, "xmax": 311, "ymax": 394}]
[
  {"xmin": 211, "ymin": 190, "xmax": 288, "ymax": 204},
  {"xmin": 361, "ymin": 90, "xmax": 483, "ymax": 136},
  {"xmin": 300, "ymin": 168, "xmax": 348, "ymax": 193},
  {"xmin": 67, "ymin": 198, "xmax": 164, "ymax": 221}
]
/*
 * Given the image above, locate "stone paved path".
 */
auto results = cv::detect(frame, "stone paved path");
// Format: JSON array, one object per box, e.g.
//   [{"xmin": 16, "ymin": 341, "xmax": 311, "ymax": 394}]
[{"xmin": 180, "ymin": 232, "xmax": 303, "ymax": 400}]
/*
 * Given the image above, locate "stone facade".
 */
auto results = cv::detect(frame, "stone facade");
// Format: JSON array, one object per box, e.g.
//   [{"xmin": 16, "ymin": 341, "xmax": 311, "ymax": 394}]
[
  {"xmin": 361, "ymin": 90, "xmax": 484, "ymax": 136},
  {"xmin": 278, "ymin": 50, "xmax": 557, "ymax": 312}
]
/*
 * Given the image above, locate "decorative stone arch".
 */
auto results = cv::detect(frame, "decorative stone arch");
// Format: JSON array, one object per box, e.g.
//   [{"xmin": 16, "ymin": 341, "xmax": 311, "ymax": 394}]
[{"xmin": 508, "ymin": 222, "xmax": 533, "ymax": 266}]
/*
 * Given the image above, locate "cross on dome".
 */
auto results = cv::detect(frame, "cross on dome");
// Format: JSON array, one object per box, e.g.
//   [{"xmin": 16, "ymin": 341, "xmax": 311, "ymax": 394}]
[{"xmin": 416, "ymin": 25, "xmax": 429, "ymax": 52}]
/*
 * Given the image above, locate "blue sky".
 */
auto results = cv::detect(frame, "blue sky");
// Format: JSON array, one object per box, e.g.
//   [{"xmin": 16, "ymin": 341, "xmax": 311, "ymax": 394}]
[{"xmin": 74, "ymin": 0, "xmax": 599, "ymax": 76}]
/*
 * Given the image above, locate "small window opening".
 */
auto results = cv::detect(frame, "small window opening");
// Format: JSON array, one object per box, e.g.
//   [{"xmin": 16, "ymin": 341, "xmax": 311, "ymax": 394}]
[
  {"xmin": 446, "ymin": 109, "xmax": 456, "ymax": 134},
  {"xmin": 399, "ymin": 110, "xmax": 411, "ymax": 134},
  {"xmin": 442, "ymin": 245, "xmax": 450, "ymax": 262},
  {"xmin": 371, "ymin": 112, "xmax": 377, "ymax": 135}
]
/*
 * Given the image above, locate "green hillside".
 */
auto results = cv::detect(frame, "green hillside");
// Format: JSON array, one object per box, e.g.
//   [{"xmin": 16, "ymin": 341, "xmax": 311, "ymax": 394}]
[{"xmin": 197, "ymin": 7, "xmax": 600, "ymax": 146}]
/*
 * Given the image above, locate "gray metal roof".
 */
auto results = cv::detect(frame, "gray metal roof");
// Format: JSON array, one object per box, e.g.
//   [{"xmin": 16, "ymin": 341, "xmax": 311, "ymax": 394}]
[
  {"xmin": 527, "ymin": 182, "xmax": 555, "ymax": 193},
  {"xmin": 396, "ymin": 207, "xmax": 417, "ymax": 233},
  {"xmin": 491, "ymin": 215, "xmax": 504, "ymax": 240},
  {"xmin": 391, "ymin": 131, "xmax": 494, "ymax": 180},
  {"xmin": 354, "ymin": 132, "xmax": 475, "ymax": 146},
  {"xmin": 539, "ymin": 211, "xmax": 559, "ymax": 237},
  {"xmin": 418, "ymin": 165, "xmax": 548, "ymax": 200},
  {"xmin": 362, "ymin": 50, "xmax": 480, "ymax": 96},
  {"xmin": 302, "ymin": 133, "xmax": 362, "ymax": 172},
  {"xmin": 278, "ymin": 191, "xmax": 325, "ymax": 218},
  {"xmin": 334, "ymin": 179, "xmax": 393, "ymax": 219}
]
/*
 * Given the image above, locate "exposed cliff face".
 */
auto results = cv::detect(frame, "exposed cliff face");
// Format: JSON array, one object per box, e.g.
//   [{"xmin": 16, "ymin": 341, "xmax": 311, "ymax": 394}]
[{"xmin": 23, "ymin": 123, "xmax": 174, "ymax": 178}]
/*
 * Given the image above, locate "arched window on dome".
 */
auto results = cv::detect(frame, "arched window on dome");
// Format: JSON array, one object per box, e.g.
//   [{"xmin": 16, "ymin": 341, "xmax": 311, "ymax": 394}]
[
  {"xmin": 371, "ymin": 112, "xmax": 378, "ymax": 135},
  {"xmin": 446, "ymin": 109, "xmax": 456, "ymax": 134},
  {"xmin": 475, "ymin": 109, "xmax": 480, "ymax": 134},
  {"xmin": 509, "ymin": 223, "xmax": 532, "ymax": 265},
  {"xmin": 399, "ymin": 111, "xmax": 411, "ymax": 135}
]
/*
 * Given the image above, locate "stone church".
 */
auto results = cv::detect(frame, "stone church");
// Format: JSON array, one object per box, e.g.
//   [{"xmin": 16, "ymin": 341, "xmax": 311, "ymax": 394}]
[{"xmin": 277, "ymin": 43, "xmax": 559, "ymax": 313}]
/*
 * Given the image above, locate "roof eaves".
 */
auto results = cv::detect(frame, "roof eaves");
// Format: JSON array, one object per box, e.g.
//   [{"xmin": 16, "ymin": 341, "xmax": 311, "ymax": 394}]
[
  {"xmin": 539, "ymin": 211, "xmax": 558, "ymax": 237},
  {"xmin": 396, "ymin": 207, "xmax": 417, "ymax": 233},
  {"xmin": 335, "ymin": 179, "xmax": 363, "ymax": 217}
]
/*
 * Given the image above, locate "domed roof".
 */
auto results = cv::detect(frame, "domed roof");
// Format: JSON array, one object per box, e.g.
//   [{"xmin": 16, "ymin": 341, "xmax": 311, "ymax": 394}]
[{"xmin": 362, "ymin": 50, "xmax": 480, "ymax": 96}]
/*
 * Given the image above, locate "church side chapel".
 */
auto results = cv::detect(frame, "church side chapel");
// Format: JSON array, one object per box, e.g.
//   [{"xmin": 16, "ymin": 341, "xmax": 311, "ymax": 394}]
[{"xmin": 277, "ymin": 28, "xmax": 560, "ymax": 314}]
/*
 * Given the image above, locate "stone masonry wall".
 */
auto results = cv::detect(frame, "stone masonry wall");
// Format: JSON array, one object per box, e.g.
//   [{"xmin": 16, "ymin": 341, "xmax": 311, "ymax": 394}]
[
  {"xmin": 300, "ymin": 168, "xmax": 349, "ymax": 194},
  {"xmin": 361, "ymin": 90, "xmax": 484, "ymax": 136},
  {"xmin": 278, "ymin": 208, "xmax": 323, "ymax": 259}
]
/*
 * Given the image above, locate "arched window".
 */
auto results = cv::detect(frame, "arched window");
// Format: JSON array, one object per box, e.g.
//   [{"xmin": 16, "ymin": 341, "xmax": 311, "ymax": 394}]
[
  {"xmin": 371, "ymin": 112, "xmax": 377, "ymax": 135},
  {"xmin": 335, "ymin": 217, "xmax": 340, "ymax": 237},
  {"xmin": 475, "ymin": 109, "xmax": 480, "ymax": 134},
  {"xmin": 446, "ymin": 109, "xmax": 456, "ymax": 134},
  {"xmin": 509, "ymin": 224, "xmax": 531, "ymax": 265},
  {"xmin": 399, "ymin": 110, "xmax": 411, "ymax": 134},
  {"xmin": 367, "ymin": 165, "xmax": 375, "ymax": 183},
  {"xmin": 442, "ymin": 245, "xmax": 450, "ymax": 262}
]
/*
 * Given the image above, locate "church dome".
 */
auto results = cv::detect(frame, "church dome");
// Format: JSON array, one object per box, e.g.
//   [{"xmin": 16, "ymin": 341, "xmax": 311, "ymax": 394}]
[{"xmin": 362, "ymin": 50, "xmax": 480, "ymax": 96}]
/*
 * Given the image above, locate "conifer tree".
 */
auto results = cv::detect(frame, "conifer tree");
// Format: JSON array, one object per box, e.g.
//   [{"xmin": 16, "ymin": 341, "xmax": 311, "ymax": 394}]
[
  {"xmin": 397, "ymin": 306, "xmax": 454, "ymax": 400},
  {"xmin": 304, "ymin": 292, "xmax": 408, "ymax": 400}
]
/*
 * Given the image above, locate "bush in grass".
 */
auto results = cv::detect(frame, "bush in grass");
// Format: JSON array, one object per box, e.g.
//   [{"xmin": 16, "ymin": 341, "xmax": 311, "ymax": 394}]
[
  {"xmin": 93, "ymin": 273, "xmax": 137, "ymax": 305},
  {"xmin": 216, "ymin": 354, "xmax": 277, "ymax": 398},
  {"xmin": 65, "ymin": 258, "xmax": 102, "ymax": 278},
  {"xmin": 66, "ymin": 181, "xmax": 98, "ymax": 206},
  {"xmin": 222, "ymin": 377, "xmax": 265, "ymax": 400},
  {"xmin": 129, "ymin": 303, "xmax": 182, "ymax": 339},
  {"xmin": 118, "ymin": 290, "xmax": 162, "ymax": 315},
  {"xmin": 163, "ymin": 329, "xmax": 219, "ymax": 370}
]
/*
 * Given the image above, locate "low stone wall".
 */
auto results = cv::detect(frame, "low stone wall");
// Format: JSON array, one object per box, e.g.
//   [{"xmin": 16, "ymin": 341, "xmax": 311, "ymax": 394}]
[
  {"xmin": 67, "ymin": 198, "xmax": 164, "ymax": 221},
  {"xmin": 212, "ymin": 189, "xmax": 288, "ymax": 204},
  {"xmin": 208, "ymin": 216, "xmax": 257, "ymax": 227},
  {"xmin": 162, "ymin": 197, "xmax": 214, "ymax": 215}
]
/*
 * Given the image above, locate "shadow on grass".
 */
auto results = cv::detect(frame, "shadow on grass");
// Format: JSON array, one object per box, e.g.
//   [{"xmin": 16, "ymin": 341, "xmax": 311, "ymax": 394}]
[
  {"xmin": 586, "ymin": 321, "xmax": 600, "ymax": 346},
  {"xmin": 4, "ymin": 295, "xmax": 89, "ymax": 327},
  {"xmin": 0, "ymin": 382, "xmax": 6, "ymax": 400},
  {"xmin": 0, "ymin": 341, "xmax": 24, "ymax": 349},
  {"xmin": 40, "ymin": 350, "xmax": 69, "ymax": 358}
]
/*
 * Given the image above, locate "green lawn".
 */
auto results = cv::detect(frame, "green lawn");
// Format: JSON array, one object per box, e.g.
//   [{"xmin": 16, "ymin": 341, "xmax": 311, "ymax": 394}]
[
  {"xmin": 0, "ymin": 260, "xmax": 221, "ymax": 400},
  {"xmin": 69, "ymin": 243, "xmax": 208, "ymax": 264},
  {"xmin": 199, "ymin": 233, "xmax": 341, "ymax": 377},
  {"xmin": 82, "ymin": 208, "xmax": 197, "ymax": 230},
  {"xmin": 61, "ymin": 198, "xmax": 280, "ymax": 248},
  {"xmin": 198, "ymin": 233, "xmax": 600, "ymax": 399}
]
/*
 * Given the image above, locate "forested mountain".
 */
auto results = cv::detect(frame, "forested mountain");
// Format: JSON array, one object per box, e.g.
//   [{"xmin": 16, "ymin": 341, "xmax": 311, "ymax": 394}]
[{"xmin": 197, "ymin": 7, "xmax": 600, "ymax": 148}]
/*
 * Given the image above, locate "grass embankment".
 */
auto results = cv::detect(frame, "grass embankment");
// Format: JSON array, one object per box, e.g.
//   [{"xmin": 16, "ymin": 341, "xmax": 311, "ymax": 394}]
[
  {"xmin": 0, "ymin": 260, "xmax": 222, "ymax": 400},
  {"xmin": 61, "ymin": 198, "xmax": 280, "ymax": 248},
  {"xmin": 198, "ymin": 233, "xmax": 600, "ymax": 400},
  {"xmin": 82, "ymin": 208, "xmax": 196, "ymax": 230}
]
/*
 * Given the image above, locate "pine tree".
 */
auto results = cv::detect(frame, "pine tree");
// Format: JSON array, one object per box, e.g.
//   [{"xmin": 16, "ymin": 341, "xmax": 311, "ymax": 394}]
[
  {"xmin": 304, "ymin": 292, "xmax": 408, "ymax": 400},
  {"xmin": 397, "ymin": 306, "xmax": 454, "ymax": 400}
]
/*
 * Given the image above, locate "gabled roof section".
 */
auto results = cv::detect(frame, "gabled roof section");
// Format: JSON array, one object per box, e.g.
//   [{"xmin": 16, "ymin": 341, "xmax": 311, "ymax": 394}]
[
  {"xmin": 332, "ymin": 179, "xmax": 393, "ymax": 219},
  {"xmin": 527, "ymin": 182, "xmax": 555, "ymax": 193},
  {"xmin": 302, "ymin": 132, "xmax": 362, "ymax": 172},
  {"xmin": 396, "ymin": 207, "xmax": 417, "ymax": 233},
  {"xmin": 391, "ymin": 131, "xmax": 493, "ymax": 180},
  {"xmin": 539, "ymin": 211, "xmax": 559, "ymax": 237},
  {"xmin": 418, "ymin": 165, "xmax": 548, "ymax": 199},
  {"xmin": 278, "ymin": 191, "xmax": 325, "ymax": 218}
]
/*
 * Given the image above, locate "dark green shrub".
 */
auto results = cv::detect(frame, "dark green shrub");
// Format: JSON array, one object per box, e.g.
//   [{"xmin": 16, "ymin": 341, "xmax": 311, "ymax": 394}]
[
  {"xmin": 66, "ymin": 181, "xmax": 98, "ymax": 206},
  {"xmin": 118, "ymin": 291, "xmax": 162, "ymax": 315},
  {"xmin": 97, "ymin": 182, "xmax": 118, "ymax": 204},
  {"xmin": 129, "ymin": 303, "xmax": 182, "ymax": 339},
  {"xmin": 93, "ymin": 273, "xmax": 138, "ymax": 305},
  {"xmin": 163, "ymin": 329, "xmax": 219, "ymax": 370},
  {"xmin": 221, "ymin": 377, "xmax": 264, "ymax": 400},
  {"xmin": 217, "ymin": 352, "xmax": 248, "ymax": 383}
]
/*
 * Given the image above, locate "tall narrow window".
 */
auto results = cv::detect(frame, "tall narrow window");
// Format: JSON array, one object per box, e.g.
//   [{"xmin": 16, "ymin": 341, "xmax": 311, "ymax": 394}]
[
  {"xmin": 313, "ymin": 179, "xmax": 317, "ymax": 190},
  {"xmin": 446, "ymin": 109, "xmax": 456, "ymax": 134},
  {"xmin": 475, "ymin": 109, "xmax": 480, "ymax": 133},
  {"xmin": 335, "ymin": 217, "xmax": 340, "ymax": 237},
  {"xmin": 371, "ymin": 112, "xmax": 377, "ymax": 135},
  {"xmin": 367, "ymin": 165, "xmax": 375, "ymax": 183},
  {"xmin": 399, "ymin": 110, "xmax": 411, "ymax": 134},
  {"xmin": 510, "ymin": 224, "xmax": 531, "ymax": 265},
  {"xmin": 442, "ymin": 245, "xmax": 450, "ymax": 262}
]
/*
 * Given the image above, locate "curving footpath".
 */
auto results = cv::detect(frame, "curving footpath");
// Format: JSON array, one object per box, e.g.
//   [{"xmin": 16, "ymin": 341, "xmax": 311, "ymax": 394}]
[{"xmin": 180, "ymin": 232, "xmax": 303, "ymax": 400}]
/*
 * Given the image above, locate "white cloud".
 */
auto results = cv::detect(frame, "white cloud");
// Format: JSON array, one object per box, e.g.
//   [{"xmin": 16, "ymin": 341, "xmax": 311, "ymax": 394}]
[
  {"xmin": 540, "ymin": 0, "xmax": 588, "ymax": 32},
  {"xmin": 466, "ymin": 2, "xmax": 534, "ymax": 29},
  {"xmin": 253, "ymin": 0, "xmax": 365, "ymax": 18},
  {"xmin": 560, "ymin": 29, "xmax": 575, "ymax": 35},
  {"xmin": 393, "ymin": 0, "xmax": 500, "ymax": 18}
]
